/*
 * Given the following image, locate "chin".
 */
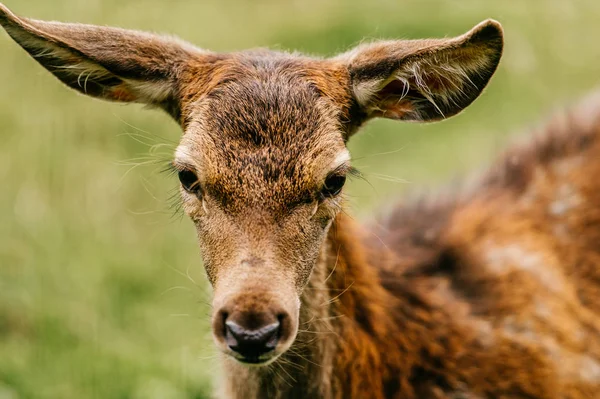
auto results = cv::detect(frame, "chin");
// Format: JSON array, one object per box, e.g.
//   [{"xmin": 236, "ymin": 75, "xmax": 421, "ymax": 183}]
[{"xmin": 229, "ymin": 352, "xmax": 282, "ymax": 367}]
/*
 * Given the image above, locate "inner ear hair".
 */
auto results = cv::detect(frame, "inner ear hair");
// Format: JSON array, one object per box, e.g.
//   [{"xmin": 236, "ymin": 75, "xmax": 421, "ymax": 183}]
[
  {"xmin": 0, "ymin": 3, "xmax": 204, "ymax": 120},
  {"xmin": 342, "ymin": 19, "xmax": 504, "ymax": 123}
]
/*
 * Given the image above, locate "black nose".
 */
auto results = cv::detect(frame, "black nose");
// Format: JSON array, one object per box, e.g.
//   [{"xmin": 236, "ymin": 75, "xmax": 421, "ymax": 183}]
[{"xmin": 225, "ymin": 320, "xmax": 280, "ymax": 362}]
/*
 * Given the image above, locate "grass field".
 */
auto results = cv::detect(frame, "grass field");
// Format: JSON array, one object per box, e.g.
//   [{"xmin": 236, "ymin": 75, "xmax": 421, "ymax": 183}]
[{"xmin": 1, "ymin": 0, "xmax": 599, "ymax": 397}]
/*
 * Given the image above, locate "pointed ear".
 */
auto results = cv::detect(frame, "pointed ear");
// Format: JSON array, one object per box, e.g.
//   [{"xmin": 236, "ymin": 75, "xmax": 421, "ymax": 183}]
[
  {"xmin": 340, "ymin": 20, "xmax": 503, "ymax": 123},
  {"xmin": 0, "ymin": 3, "xmax": 203, "ymax": 120}
]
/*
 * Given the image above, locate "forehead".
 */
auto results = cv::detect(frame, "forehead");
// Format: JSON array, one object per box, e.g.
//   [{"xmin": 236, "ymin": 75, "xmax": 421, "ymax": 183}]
[{"xmin": 179, "ymin": 55, "xmax": 349, "ymax": 210}]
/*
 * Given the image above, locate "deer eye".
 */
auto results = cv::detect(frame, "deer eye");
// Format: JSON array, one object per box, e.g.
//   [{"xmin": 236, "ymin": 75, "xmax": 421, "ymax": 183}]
[
  {"xmin": 178, "ymin": 169, "xmax": 201, "ymax": 194},
  {"xmin": 320, "ymin": 174, "xmax": 346, "ymax": 199}
]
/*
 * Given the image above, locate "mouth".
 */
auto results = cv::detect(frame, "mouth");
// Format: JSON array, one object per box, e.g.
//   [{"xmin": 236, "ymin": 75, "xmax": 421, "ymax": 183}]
[{"xmin": 230, "ymin": 351, "xmax": 280, "ymax": 366}]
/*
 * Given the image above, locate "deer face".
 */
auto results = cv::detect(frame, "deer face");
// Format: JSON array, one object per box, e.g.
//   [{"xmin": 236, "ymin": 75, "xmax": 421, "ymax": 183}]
[
  {"xmin": 0, "ymin": 3, "xmax": 503, "ymax": 365},
  {"xmin": 175, "ymin": 59, "xmax": 352, "ymax": 363}
]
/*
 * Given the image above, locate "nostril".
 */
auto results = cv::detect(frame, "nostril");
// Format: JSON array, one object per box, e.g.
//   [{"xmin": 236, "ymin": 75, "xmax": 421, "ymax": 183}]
[
  {"xmin": 276, "ymin": 312, "xmax": 288, "ymax": 340},
  {"xmin": 224, "ymin": 320, "xmax": 239, "ymax": 349},
  {"xmin": 276, "ymin": 313, "xmax": 287, "ymax": 329},
  {"xmin": 264, "ymin": 323, "xmax": 280, "ymax": 350},
  {"xmin": 224, "ymin": 320, "xmax": 281, "ymax": 360},
  {"xmin": 220, "ymin": 311, "xmax": 229, "ymax": 337}
]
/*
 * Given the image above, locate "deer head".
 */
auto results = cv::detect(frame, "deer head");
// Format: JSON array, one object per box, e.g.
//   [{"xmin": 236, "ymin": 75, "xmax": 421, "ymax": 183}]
[{"xmin": 0, "ymin": 3, "xmax": 503, "ymax": 365}]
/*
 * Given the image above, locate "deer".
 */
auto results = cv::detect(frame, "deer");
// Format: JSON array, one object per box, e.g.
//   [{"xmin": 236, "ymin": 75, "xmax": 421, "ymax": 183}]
[{"xmin": 2, "ymin": 3, "xmax": 600, "ymax": 398}]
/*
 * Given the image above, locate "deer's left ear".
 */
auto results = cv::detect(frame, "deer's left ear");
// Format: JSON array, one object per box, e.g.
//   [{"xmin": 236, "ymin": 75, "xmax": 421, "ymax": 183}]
[
  {"xmin": 340, "ymin": 20, "xmax": 503, "ymax": 123},
  {"xmin": 0, "ymin": 3, "xmax": 205, "ymax": 121}
]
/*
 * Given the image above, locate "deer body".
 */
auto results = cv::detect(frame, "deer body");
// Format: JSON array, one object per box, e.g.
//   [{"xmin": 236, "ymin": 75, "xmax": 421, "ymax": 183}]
[
  {"xmin": 1, "ymin": 3, "xmax": 599, "ymax": 398},
  {"xmin": 223, "ymin": 100, "xmax": 600, "ymax": 398}
]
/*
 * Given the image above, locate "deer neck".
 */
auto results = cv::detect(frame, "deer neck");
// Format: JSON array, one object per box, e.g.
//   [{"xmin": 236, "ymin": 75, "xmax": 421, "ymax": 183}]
[{"xmin": 218, "ymin": 212, "xmax": 396, "ymax": 399}]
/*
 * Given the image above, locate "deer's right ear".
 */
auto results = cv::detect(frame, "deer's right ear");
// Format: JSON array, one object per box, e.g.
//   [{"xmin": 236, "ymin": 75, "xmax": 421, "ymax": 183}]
[
  {"xmin": 339, "ymin": 20, "xmax": 503, "ymax": 124},
  {"xmin": 0, "ymin": 3, "xmax": 206, "ymax": 121}
]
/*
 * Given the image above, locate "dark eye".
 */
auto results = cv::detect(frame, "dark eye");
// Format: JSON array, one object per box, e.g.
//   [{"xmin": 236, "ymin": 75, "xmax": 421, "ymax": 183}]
[
  {"xmin": 178, "ymin": 169, "xmax": 201, "ymax": 194},
  {"xmin": 320, "ymin": 174, "xmax": 346, "ymax": 198}
]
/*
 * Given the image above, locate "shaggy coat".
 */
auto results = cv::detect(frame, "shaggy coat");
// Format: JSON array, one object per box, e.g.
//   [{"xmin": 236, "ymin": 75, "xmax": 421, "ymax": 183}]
[{"xmin": 221, "ymin": 95, "xmax": 600, "ymax": 398}]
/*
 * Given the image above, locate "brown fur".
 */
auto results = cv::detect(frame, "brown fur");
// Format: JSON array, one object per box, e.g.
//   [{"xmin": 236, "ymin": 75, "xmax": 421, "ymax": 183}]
[
  {"xmin": 220, "ymin": 96, "xmax": 600, "ymax": 398},
  {"xmin": 313, "ymin": 95, "xmax": 600, "ymax": 399},
  {"xmin": 3, "ymin": 4, "xmax": 598, "ymax": 398}
]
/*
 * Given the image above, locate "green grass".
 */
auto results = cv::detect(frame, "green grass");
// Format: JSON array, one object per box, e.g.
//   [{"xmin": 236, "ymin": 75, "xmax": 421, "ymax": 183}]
[{"xmin": 1, "ymin": 0, "xmax": 599, "ymax": 397}]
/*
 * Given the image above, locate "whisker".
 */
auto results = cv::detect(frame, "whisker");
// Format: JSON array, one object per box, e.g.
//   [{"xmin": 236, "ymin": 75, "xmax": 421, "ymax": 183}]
[
  {"xmin": 160, "ymin": 286, "xmax": 193, "ymax": 296},
  {"xmin": 287, "ymin": 349, "xmax": 322, "ymax": 368},
  {"xmin": 275, "ymin": 361, "xmax": 297, "ymax": 384},
  {"xmin": 322, "ymin": 281, "xmax": 355, "ymax": 306},
  {"xmin": 365, "ymin": 172, "xmax": 411, "ymax": 184}
]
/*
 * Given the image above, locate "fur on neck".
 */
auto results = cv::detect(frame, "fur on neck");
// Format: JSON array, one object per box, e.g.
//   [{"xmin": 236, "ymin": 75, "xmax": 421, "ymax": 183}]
[{"xmin": 216, "ymin": 212, "xmax": 403, "ymax": 399}]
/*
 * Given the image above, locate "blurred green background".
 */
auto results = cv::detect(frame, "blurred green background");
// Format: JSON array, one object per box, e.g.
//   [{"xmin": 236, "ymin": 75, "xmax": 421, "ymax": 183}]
[{"xmin": 1, "ymin": 0, "xmax": 599, "ymax": 397}]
